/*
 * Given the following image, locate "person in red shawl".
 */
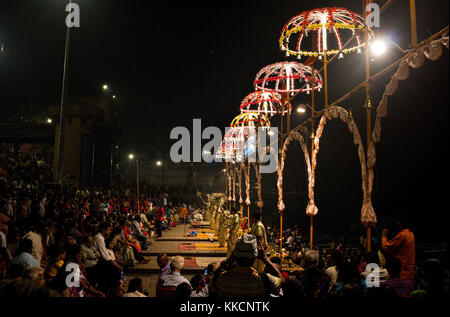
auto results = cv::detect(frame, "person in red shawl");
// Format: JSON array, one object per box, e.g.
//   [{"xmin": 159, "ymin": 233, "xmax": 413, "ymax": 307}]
[{"xmin": 120, "ymin": 219, "xmax": 148, "ymax": 263}]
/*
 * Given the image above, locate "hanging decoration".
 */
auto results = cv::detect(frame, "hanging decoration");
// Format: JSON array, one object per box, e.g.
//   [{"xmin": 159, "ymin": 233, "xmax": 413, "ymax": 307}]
[
  {"xmin": 240, "ymin": 91, "xmax": 285, "ymax": 115},
  {"xmin": 279, "ymin": 7, "xmax": 373, "ymax": 58},
  {"xmin": 368, "ymin": 36, "xmax": 449, "ymax": 225},
  {"xmin": 312, "ymin": 106, "xmax": 374, "ymax": 224},
  {"xmin": 254, "ymin": 61, "xmax": 323, "ymax": 95},
  {"xmin": 277, "ymin": 131, "xmax": 312, "ymax": 213},
  {"xmin": 238, "ymin": 163, "xmax": 244, "ymax": 205}
]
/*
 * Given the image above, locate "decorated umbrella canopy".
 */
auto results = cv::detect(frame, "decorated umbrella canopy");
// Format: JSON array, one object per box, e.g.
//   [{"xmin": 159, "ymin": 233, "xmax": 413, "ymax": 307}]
[
  {"xmin": 216, "ymin": 112, "xmax": 271, "ymax": 162},
  {"xmin": 279, "ymin": 7, "xmax": 373, "ymax": 59},
  {"xmin": 240, "ymin": 90, "xmax": 286, "ymax": 116},
  {"xmin": 254, "ymin": 61, "xmax": 323, "ymax": 95},
  {"xmin": 230, "ymin": 112, "xmax": 271, "ymax": 129}
]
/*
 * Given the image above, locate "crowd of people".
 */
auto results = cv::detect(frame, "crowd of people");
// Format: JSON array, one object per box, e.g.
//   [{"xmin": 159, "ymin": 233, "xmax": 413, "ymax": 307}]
[
  {"xmin": 0, "ymin": 143, "xmax": 448, "ymax": 298},
  {"xmin": 151, "ymin": 217, "xmax": 448, "ymax": 298},
  {"xmin": 0, "ymin": 143, "xmax": 197, "ymax": 297}
]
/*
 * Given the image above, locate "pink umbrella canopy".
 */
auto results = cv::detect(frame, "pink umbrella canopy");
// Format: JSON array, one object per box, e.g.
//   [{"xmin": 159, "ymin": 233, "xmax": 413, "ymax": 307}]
[
  {"xmin": 239, "ymin": 91, "xmax": 285, "ymax": 115},
  {"xmin": 254, "ymin": 61, "xmax": 323, "ymax": 96},
  {"xmin": 279, "ymin": 7, "xmax": 374, "ymax": 59}
]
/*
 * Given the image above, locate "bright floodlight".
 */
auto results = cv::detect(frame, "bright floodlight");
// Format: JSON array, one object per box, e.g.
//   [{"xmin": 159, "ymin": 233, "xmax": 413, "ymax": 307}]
[
  {"xmin": 47, "ymin": 118, "xmax": 52, "ymax": 124},
  {"xmin": 371, "ymin": 39, "xmax": 387, "ymax": 55},
  {"xmin": 128, "ymin": 154, "xmax": 134, "ymax": 160},
  {"xmin": 297, "ymin": 106, "xmax": 306, "ymax": 113},
  {"xmin": 156, "ymin": 160, "xmax": 162, "ymax": 166},
  {"xmin": 102, "ymin": 84, "xmax": 109, "ymax": 91}
]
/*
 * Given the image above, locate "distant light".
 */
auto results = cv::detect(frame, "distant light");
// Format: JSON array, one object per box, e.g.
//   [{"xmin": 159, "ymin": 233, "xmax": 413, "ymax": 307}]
[
  {"xmin": 115, "ymin": 145, "xmax": 119, "ymax": 149},
  {"xmin": 222, "ymin": 169, "xmax": 226, "ymax": 172},
  {"xmin": 297, "ymin": 106, "xmax": 306, "ymax": 113},
  {"xmin": 112, "ymin": 95, "xmax": 117, "ymax": 99},
  {"xmin": 371, "ymin": 39, "xmax": 387, "ymax": 56},
  {"xmin": 47, "ymin": 118, "xmax": 52, "ymax": 124},
  {"xmin": 156, "ymin": 160, "xmax": 162, "ymax": 166},
  {"xmin": 102, "ymin": 84, "xmax": 109, "ymax": 91},
  {"xmin": 128, "ymin": 154, "xmax": 134, "ymax": 160}
]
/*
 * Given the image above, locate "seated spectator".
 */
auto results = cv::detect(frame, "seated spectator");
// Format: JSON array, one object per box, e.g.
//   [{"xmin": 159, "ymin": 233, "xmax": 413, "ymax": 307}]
[
  {"xmin": 176, "ymin": 282, "xmax": 192, "ymax": 299},
  {"xmin": 81, "ymin": 235, "xmax": 100, "ymax": 269},
  {"xmin": 215, "ymin": 233, "xmax": 284, "ymax": 297},
  {"xmin": 283, "ymin": 278, "xmax": 305, "ymax": 297},
  {"xmin": 0, "ymin": 277, "xmax": 56, "ymax": 298},
  {"xmin": 157, "ymin": 253, "xmax": 171, "ymax": 281},
  {"xmin": 336, "ymin": 262, "xmax": 363, "ymax": 297},
  {"xmin": 190, "ymin": 274, "xmax": 209, "ymax": 297},
  {"xmin": 159, "ymin": 255, "xmax": 190, "ymax": 288},
  {"xmin": 22, "ymin": 267, "xmax": 45, "ymax": 286},
  {"xmin": 44, "ymin": 245, "xmax": 66, "ymax": 283},
  {"xmin": 9, "ymin": 238, "xmax": 39, "ymax": 275},
  {"xmin": 22, "ymin": 223, "xmax": 43, "ymax": 266},
  {"xmin": 123, "ymin": 277, "xmax": 147, "ymax": 297},
  {"xmin": 325, "ymin": 249, "xmax": 344, "ymax": 294}
]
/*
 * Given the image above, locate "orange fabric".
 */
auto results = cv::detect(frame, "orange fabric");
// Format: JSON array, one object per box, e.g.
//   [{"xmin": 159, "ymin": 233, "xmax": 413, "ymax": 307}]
[
  {"xmin": 180, "ymin": 207, "xmax": 187, "ymax": 219},
  {"xmin": 382, "ymin": 229, "xmax": 415, "ymax": 282}
]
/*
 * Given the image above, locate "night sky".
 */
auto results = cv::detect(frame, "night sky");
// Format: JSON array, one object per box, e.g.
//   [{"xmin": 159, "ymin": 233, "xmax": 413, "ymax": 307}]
[{"xmin": 0, "ymin": 1, "xmax": 448, "ymax": 241}]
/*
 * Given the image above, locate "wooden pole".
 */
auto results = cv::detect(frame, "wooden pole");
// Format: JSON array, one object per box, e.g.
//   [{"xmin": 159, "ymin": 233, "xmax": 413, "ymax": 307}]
[
  {"xmin": 310, "ymin": 214, "xmax": 314, "ymax": 250},
  {"xmin": 247, "ymin": 160, "xmax": 250, "ymax": 230},
  {"xmin": 409, "ymin": 0, "xmax": 418, "ymax": 48},
  {"xmin": 324, "ymin": 52, "xmax": 328, "ymax": 108},
  {"xmin": 280, "ymin": 210, "xmax": 283, "ymax": 250},
  {"xmin": 310, "ymin": 64, "xmax": 316, "ymax": 250},
  {"xmin": 364, "ymin": 0, "xmax": 373, "ymax": 252}
]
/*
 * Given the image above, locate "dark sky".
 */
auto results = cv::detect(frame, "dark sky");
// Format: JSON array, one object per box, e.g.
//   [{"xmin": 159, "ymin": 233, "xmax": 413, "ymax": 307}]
[{"xmin": 0, "ymin": 0, "xmax": 448, "ymax": 240}]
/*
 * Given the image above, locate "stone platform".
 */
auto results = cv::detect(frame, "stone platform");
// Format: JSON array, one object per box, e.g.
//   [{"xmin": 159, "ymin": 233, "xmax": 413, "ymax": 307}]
[{"xmin": 128, "ymin": 223, "xmax": 226, "ymax": 277}]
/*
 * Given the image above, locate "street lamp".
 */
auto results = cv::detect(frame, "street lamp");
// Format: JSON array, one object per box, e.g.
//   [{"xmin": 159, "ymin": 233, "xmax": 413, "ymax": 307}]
[
  {"xmin": 296, "ymin": 105, "xmax": 306, "ymax": 113},
  {"xmin": 156, "ymin": 160, "xmax": 165, "ymax": 185},
  {"xmin": 47, "ymin": 118, "xmax": 53, "ymax": 124},
  {"xmin": 102, "ymin": 84, "xmax": 109, "ymax": 91},
  {"xmin": 128, "ymin": 153, "xmax": 140, "ymax": 212},
  {"xmin": 112, "ymin": 95, "xmax": 117, "ymax": 99},
  {"xmin": 370, "ymin": 38, "xmax": 410, "ymax": 56}
]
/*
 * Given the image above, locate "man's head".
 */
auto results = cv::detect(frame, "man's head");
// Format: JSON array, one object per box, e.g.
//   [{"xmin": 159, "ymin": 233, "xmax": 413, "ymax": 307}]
[
  {"xmin": 65, "ymin": 232, "xmax": 76, "ymax": 246},
  {"xmin": 170, "ymin": 255, "xmax": 185, "ymax": 272},
  {"xmin": 99, "ymin": 222, "xmax": 112, "ymax": 237},
  {"xmin": 23, "ymin": 267, "xmax": 45, "ymax": 286},
  {"xmin": 82, "ymin": 235, "xmax": 94, "ymax": 248},
  {"xmin": 157, "ymin": 253, "xmax": 169, "ymax": 269},
  {"xmin": 232, "ymin": 233, "xmax": 258, "ymax": 267},
  {"xmin": 303, "ymin": 250, "xmax": 319, "ymax": 268},
  {"xmin": 127, "ymin": 277, "xmax": 144, "ymax": 293}
]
